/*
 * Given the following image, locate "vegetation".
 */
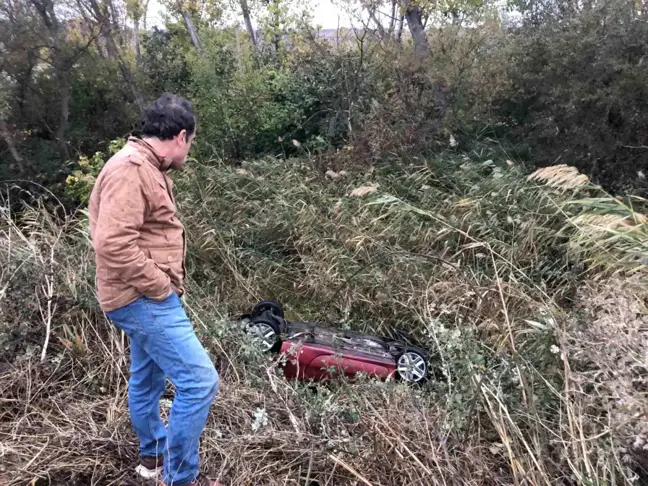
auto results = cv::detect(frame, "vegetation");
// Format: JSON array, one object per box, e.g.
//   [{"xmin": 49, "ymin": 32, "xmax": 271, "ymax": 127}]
[{"xmin": 2, "ymin": 0, "xmax": 648, "ymax": 484}]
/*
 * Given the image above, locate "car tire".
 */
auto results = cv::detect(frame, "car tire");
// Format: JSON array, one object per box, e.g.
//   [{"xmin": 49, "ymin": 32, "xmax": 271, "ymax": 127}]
[
  {"xmin": 395, "ymin": 347, "xmax": 429, "ymax": 384},
  {"xmin": 252, "ymin": 300, "xmax": 285, "ymax": 319},
  {"xmin": 247, "ymin": 317, "xmax": 282, "ymax": 353}
]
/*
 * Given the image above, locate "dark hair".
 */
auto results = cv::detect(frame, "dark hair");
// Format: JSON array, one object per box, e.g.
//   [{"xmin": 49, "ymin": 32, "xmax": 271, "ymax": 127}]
[{"xmin": 140, "ymin": 93, "xmax": 196, "ymax": 141}]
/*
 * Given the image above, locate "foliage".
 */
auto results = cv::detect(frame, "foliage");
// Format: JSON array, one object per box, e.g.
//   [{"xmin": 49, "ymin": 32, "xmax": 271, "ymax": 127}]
[
  {"xmin": 64, "ymin": 138, "xmax": 124, "ymax": 203},
  {"xmin": 67, "ymin": 59, "xmax": 138, "ymax": 154},
  {"xmin": 141, "ymin": 26, "xmax": 194, "ymax": 96},
  {"xmin": 495, "ymin": 2, "xmax": 648, "ymax": 193},
  {"xmin": 2, "ymin": 0, "xmax": 648, "ymax": 195}
]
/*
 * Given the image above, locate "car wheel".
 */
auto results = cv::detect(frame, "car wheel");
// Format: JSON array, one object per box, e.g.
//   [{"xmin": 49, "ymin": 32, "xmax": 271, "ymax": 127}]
[
  {"xmin": 395, "ymin": 348, "xmax": 428, "ymax": 384},
  {"xmin": 247, "ymin": 318, "xmax": 282, "ymax": 353},
  {"xmin": 252, "ymin": 300, "xmax": 285, "ymax": 319}
]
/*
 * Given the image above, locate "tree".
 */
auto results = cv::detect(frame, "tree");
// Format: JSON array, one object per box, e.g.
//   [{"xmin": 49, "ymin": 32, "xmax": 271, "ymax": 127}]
[
  {"xmin": 29, "ymin": 0, "xmax": 74, "ymax": 159},
  {"xmin": 349, "ymin": 0, "xmax": 489, "ymax": 54},
  {"xmin": 0, "ymin": 0, "xmax": 39, "ymax": 119},
  {"xmin": 0, "ymin": 75, "xmax": 24, "ymax": 171},
  {"xmin": 346, "ymin": 0, "xmax": 431, "ymax": 51},
  {"xmin": 125, "ymin": 0, "xmax": 146, "ymax": 66},
  {"xmin": 75, "ymin": 0, "xmax": 145, "ymax": 111},
  {"xmin": 239, "ymin": 0, "xmax": 257, "ymax": 48},
  {"xmin": 167, "ymin": 0, "xmax": 204, "ymax": 54},
  {"xmin": 402, "ymin": 0, "xmax": 429, "ymax": 52}
]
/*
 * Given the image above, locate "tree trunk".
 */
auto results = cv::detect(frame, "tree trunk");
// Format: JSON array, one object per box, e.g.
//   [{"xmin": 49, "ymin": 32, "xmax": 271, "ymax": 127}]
[
  {"xmin": 103, "ymin": 26, "xmax": 145, "ymax": 112},
  {"xmin": 134, "ymin": 16, "xmax": 142, "ymax": 67},
  {"xmin": 240, "ymin": 0, "xmax": 257, "ymax": 48},
  {"xmin": 83, "ymin": 0, "xmax": 145, "ymax": 112},
  {"xmin": 368, "ymin": 7, "xmax": 387, "ymax": 40},
  {"xmin": 17, "ymin": 60, "xmax": 35, "ymax": 118},
  {"xmin": 117, "ymin": 53, "xmax": 144, "ymax": 112},
  {"xmin": 55, "ymin": 69, "xmax": 70, "ymax": 160},
  {"xmin": 396, "ymin": 14, "xmax": 405, "ymax": 42},
  {"xmin": 143, "ymin": 0, "xmax": 150, "ymax": 30},
  {"xmin": 181, "ymin": 10, "xmax": 203, "ymax": 54},
  {"xmin": 0, "ymin": 122, "xmax": 25, "ymax": 172},
  {"xmin": 271, "ymin": 0, "xmax": 281, "ymax": 62},
  {"xmin": 403, "ymin": 0, "xmax": 429, "ymax": 53},
  {"xmin": 388, "ymin": 0, "xmax": 398, "ymax": 38},
  {"xmin": 108, "ymin": 0, "xmax": 121, "ymax": 36},
  {"xmin": 30, "ymin": 0, "xmax": 70, "ymax": 159}
]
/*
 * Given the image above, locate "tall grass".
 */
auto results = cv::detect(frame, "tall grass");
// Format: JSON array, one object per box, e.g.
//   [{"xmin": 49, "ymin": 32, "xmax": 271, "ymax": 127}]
[{"xmin": 0, "ymin": 155, "xmax": 646, "ymax": 484}]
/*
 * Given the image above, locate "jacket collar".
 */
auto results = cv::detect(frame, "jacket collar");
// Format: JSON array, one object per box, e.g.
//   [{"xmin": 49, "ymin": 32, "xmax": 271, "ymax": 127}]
[{"xmin": 127, "ymin": 136, "xmax": 174, "ymax": 172}]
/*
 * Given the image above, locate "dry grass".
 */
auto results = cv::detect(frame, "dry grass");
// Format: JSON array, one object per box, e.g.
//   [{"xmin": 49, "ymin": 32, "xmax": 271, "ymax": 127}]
[
  {"xmin": 528, "ymin": 164, "xmax": 590, "ymax": 191},
  {"xmin": 0, "ymin": 363, "xmax": 509, "ymax": 486},
  {"xmin": 1, "ymin": 158, "xmax": 647, "ymax": 485},
  {"xmin": 528, "ymin": 164, "xmax": 648, "ymax": 274}
]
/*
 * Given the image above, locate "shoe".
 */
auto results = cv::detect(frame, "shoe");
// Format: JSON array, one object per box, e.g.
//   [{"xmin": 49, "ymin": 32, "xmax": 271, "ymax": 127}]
[
  {"xmin": 159, "ymin": 478, "xmax": 224, "ymax": 486},
  {"xmin": 135, "ymin": 456, "xmax": 164, "ymax": 479}
]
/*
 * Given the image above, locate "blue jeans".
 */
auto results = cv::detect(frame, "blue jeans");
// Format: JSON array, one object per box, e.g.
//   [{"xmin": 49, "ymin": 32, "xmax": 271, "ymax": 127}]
[{"xmin": 106, "ymin": 293, "xmax": 219, "ymax": 486}]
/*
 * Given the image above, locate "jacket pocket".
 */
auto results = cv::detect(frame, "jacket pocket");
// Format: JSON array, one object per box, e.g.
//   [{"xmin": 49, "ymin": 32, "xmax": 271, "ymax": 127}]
[{"xmin": 150, "ymin": 248, "xmax": 184, "ymax": 268}]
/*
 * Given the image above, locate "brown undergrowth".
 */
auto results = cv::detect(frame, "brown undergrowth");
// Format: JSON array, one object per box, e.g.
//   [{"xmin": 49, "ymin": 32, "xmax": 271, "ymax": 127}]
[{"xmin": 1, "ymin": 156, "xmax": 647, "ymax": 485}]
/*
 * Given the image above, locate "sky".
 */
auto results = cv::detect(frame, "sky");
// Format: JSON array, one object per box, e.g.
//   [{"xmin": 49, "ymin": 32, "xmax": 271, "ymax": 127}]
[
  {"xmin": 144, "ymin": 0, "xmax": 521, "ymax": 34},
  {"xmin": 308, "ymin": 0, "xmax": 360, "ymax": 28},
  {"xmin": 146, "ymin": 0, "xmax": 359, "ymax": 30}
]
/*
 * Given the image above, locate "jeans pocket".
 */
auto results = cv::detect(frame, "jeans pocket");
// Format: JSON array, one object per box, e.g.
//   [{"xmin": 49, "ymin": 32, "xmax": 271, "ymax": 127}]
[
  {"xmin": 141, "ymin": 291, "xmax": 178, "ymax": 309},
  {"xmin": 106, "ymin": 297, "xmax": 151, "ymax": 338}
]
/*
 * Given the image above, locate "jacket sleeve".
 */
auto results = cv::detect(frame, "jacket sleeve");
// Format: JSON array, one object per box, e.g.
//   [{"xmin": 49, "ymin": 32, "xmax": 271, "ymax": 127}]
[{"xmin": 92, "ymin": 163, "xmax": 172, "ymax": 301}]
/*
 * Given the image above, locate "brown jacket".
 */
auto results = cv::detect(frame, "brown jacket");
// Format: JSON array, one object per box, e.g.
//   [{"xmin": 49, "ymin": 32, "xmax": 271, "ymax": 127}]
[{"xmin": 89, "ymin": 137, "xmax": 186, "ymax": 312}]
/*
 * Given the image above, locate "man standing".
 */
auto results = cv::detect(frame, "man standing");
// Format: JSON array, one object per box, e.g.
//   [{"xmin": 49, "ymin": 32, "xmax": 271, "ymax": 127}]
[{"xmin": 89, "ymin": 94, "xmax": 223, "ymax": 486}]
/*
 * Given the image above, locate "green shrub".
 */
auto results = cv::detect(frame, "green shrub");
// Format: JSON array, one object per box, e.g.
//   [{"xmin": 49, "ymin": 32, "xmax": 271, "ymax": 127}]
[
  {"xmin": 64, "ymin": 138, "xmax": 124, "ymax": 204},
  {"xmin": 495, "ymin": 3, "xmax": 648, "ymax": 192}
]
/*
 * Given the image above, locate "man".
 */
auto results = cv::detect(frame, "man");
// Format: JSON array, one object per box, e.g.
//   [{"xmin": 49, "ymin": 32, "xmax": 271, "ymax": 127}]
[{"xmin": 89, "ymin": 93, "xmax": 223, "ymax": 486}]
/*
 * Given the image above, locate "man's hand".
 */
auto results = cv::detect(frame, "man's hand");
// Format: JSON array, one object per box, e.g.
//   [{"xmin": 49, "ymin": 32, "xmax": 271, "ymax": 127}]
[{"xmin": 149, "ymin": 284, "xmax": 174, "ymax": 302}]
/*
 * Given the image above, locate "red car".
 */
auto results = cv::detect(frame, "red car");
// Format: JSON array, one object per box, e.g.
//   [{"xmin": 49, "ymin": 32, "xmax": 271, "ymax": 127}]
[{"xmin": 240, "ymin": 300, "xmax": 431, "ymax": 385}]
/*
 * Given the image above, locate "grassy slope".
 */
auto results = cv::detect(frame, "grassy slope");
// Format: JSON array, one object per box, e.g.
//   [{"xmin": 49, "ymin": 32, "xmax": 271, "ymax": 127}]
[{"xmin": 1, "ymin": 153, "xmax": 647, "ymax": 485}]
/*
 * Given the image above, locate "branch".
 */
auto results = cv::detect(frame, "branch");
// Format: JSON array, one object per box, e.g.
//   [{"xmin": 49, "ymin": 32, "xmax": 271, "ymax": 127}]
[{"xmin": 367, "ymin": 6, "xmax": 387, "ymax": 39}]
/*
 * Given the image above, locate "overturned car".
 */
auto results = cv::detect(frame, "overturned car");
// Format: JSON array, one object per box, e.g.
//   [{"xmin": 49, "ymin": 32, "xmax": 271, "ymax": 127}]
[{"xmin": 240, "ymin": 300, "xmax": 432, "ymax": 385}]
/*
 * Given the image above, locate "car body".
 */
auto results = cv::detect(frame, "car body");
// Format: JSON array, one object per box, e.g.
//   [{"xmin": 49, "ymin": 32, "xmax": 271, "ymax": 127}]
[{"xmin": 240, "ymin": 300, "xmax": 431, "ymax": 385}]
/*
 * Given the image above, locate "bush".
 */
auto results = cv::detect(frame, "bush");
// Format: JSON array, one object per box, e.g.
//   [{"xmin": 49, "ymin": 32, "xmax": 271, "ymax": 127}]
[
  {"xmin": 495, "ymin": 3, "xmax": 648, "ymax": 193},
  {"xmin": 3, "ymin": 153, "xmax": 648, "ymax": 483},
  {"xmin": 64, "ymin": 138, "xmax": 124, "ymax": 204}
]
